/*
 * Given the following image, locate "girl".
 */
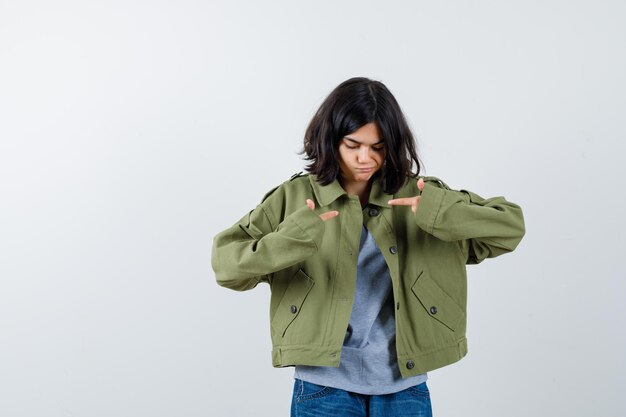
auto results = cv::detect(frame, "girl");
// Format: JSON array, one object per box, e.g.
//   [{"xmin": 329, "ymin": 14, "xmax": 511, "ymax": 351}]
[{"xmin": 211, "ymin": 77, "xmax": 525, "ymax": 416}]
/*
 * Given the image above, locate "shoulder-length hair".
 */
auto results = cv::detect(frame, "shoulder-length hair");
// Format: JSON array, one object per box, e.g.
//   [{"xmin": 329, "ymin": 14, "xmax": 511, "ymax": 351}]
[{"xmin": 301, "ymin": 77, "xmax": 422, "ymax": 194}]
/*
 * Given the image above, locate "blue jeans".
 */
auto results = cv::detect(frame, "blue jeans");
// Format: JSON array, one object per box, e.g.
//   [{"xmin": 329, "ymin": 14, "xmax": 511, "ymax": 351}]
[{"xmin": 290, "ymin": 378, "xmax": 433, "ymax": 417}]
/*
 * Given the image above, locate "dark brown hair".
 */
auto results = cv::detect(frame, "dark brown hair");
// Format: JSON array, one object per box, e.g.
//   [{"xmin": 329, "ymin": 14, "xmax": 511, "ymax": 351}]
[{"xmin": 302, "ymin": 77, "xmax": 422, "ymax": 194}]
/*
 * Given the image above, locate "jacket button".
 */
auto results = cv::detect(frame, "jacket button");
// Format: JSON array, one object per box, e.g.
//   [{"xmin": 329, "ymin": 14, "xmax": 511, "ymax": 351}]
[
  {"xmin": 406, "ymin": 360, "xmax": 415, "ymax": 370},
  {"xmin": 430, "ymin": 306, "xmax": 438, "ymax": 315},
  {"xmin": 290, "ymin": 305, "xmax": 298, "ymax": 314},
  {"xmin": 389, "ymin": 246, "xmax": 398, "ymax": 254},
  {"xmin": 368, "ymin": 207, "xmax": 380, "ymax": 217}
]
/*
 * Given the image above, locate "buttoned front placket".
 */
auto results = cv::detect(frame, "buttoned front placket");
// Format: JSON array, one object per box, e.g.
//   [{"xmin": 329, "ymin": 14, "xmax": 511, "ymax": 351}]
[{"xmin": 362, "ymin": 179, "xmax": 415, "ymax": 374}]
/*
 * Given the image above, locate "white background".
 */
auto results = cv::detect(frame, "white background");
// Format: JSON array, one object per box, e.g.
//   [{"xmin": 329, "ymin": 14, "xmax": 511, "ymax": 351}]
[{"xmin": 1, "ymin": 1, "xmax": 625, "ymax": 416}]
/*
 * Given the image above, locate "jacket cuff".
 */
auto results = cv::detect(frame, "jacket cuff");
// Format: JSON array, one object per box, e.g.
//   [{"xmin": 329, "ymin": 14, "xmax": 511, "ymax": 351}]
[
  {"xmin": 280, "ymin": 205, "xmax": 326, "ymax": 250},
  {"xmin": 414, "ymin": 182, "xmax": 446, "ymax": 234}
]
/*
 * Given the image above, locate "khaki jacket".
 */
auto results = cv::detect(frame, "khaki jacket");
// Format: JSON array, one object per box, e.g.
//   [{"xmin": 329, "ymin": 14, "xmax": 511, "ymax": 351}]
[{"xmin": 211, "ymin": 173, "xmax": 525, "ymax": 377}]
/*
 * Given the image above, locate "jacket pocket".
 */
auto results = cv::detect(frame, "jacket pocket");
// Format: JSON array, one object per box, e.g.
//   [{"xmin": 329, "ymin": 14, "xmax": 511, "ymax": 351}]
[
  {"xmin": 270, "ymin": 269, "xmax": 315, "ymax": 338},
  {"xmin": 411, "ymin": 271, "xmax": 464, "ymax": 332}
]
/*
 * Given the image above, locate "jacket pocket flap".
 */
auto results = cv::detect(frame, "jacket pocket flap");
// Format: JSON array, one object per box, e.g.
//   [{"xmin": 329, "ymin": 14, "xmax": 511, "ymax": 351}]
[
  {"xmin": 411, "ymin": 271, "xmax": 464, "ymax": 332},
  {"xmin": 271, "ymin": 269, "xmax": 315, "ymax": 337}
]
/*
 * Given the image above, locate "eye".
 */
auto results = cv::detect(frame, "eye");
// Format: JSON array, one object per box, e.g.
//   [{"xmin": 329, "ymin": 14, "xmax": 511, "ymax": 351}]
[
  {"xmin": 373, "ymin": 146, "xmax": 385, "ymax": 152},
  {"xmin": 345, "ymin": 144, "xmax": 358, "ymax": 150}
]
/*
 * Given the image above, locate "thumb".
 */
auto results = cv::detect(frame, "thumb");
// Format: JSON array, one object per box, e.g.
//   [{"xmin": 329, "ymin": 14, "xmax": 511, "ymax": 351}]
[{"xmin": 417, "ymin": 178, "xmax": 425, "ymax": 192}]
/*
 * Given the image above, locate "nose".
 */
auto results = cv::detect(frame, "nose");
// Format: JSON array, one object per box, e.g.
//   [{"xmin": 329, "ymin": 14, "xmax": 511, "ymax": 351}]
[{"xmin": 357, "ymin": 146, "xmax": 373, "ymax": 163}]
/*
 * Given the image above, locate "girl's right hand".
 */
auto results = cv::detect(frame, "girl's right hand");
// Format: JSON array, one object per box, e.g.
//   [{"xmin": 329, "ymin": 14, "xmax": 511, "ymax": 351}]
[{"xmin": 306, "ymin": 199, "xmax": 339, "ymax": 221}]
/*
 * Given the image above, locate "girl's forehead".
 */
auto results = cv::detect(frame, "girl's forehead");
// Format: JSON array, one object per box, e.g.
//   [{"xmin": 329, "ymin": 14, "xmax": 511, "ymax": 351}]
[{"xmin": 343, "ymin": 122, "xmax": 383, "ymax": 145}]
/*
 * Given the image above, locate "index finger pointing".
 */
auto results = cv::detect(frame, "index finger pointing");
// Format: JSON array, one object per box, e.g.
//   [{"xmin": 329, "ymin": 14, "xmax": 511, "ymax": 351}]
[
  {"xmin": 387, "ymin": 197, "xmax": 415, "ymax": 206},
  {"xmin": 319, "ymin": 210, "xmax": 339, "ymax": 221}
]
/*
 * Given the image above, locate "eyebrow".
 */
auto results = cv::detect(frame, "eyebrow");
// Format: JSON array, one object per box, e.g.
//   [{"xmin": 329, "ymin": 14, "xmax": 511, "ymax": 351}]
[{"xmin": 343, "ymin": 137, "xmax": 385, "ymax": 145}]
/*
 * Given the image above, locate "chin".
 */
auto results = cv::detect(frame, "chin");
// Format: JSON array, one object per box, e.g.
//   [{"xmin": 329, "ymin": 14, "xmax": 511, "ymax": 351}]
[{"xmin": 355, "ymin": 173, "xmax": 374, "ymax": 181}]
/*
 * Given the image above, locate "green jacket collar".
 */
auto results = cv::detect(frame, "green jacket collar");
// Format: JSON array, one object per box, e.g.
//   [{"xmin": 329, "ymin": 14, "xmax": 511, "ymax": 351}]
[
  {"xmin": 308, "ymin": 175, "xmax": 392, "ymax": 208},
  {"xmin": 368, "ymin": 177, "xmax": 393, "ymax": 208}
]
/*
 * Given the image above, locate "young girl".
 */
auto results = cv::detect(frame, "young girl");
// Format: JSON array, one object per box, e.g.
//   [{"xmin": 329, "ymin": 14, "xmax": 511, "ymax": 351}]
[{"xmin": 211, "ymin": 77, "xmax": 525, "ymax": 416}]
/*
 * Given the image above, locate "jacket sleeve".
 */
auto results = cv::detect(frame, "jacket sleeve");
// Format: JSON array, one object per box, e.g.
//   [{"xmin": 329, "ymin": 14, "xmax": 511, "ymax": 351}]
[
  {"xmin": 211, "ymin": 196, "xmax": 326, "ymax": 291},
  {"xmin": 414, "ymin": 180, "xmax": 526, "ymax": 265}
]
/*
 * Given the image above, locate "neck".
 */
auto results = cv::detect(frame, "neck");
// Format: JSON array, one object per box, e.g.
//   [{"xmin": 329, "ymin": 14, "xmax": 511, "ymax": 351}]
[{"xmin": 340, "ymin": 178, "xmax": 371, "ymax": 207}]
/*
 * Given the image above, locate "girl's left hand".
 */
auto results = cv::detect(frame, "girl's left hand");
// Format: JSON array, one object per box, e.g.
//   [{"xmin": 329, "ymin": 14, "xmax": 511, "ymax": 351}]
[{"xmin": 387, "ymin": 178, "xmax": 425, "ymax": 214}]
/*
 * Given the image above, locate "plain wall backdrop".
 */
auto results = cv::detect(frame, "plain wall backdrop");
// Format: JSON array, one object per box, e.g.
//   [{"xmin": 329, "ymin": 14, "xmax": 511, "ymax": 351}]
[{"xmin": 1, "ymin": 0, "xmax": 625, "ymax": 416}]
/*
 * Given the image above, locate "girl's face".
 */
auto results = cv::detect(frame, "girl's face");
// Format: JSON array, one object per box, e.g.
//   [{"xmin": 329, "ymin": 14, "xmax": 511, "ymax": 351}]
[{"xmin": 337, "ymin": 122, "xmax": 386, "ymax": 184}]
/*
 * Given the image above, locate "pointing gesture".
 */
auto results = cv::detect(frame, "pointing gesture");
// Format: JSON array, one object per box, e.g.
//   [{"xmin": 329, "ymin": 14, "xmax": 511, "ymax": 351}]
[
  {"xmin": 306, "ymin": 199, "xmax": 339, "ymax": 221},
  {"xmin": 387, "ymin": 178, "xmax": 425, "ymax": 214}
]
